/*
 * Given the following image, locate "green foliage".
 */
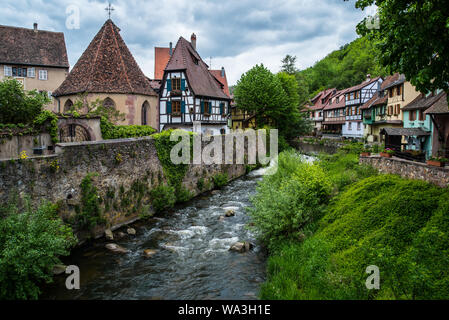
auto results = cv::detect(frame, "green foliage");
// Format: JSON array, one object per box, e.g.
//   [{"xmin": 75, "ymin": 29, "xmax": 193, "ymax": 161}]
[
  {"xmin": 33, "ymin": 110, "xmax": 59, "ymax": 143},
  {"xmin": 234, "ymin": 64, "xmax": 311, "ymax": 141},
  {"xmin": 149, "ymin": 184, "xmax": 176, "ymax": 213},
  {"xmin": 100, "ymin": 117, "xmax": 156, "ymax": 140},
  {"xmin": 354, "ymin": 0, "xmax": 449, "ymax": 96},
  {"xmin": 78, "ymin": 173, "xmax": 105, "ymax": 230},
  {"xmin": 297, "ymin": 36, "xmax": 387, "ymax": 106},
  {"xmin": 249, "ymin": 150, "xmax": 331, "ymax": 247},
  {"xmin": 259, "ymin": 156, "xmax": 449, "ymax": 300},
  {"xmin": 0, "ymin": 198, "xmax": 76, "ymax": 300},
  {"xmin": 153, "ymin": 130, "xmax": 193, "ymax": 198},
  {"xmin": 0, "ymin": 79, "xmax": 50, "ymax": 125},
  {"xmin": 212, "ymin": 173, "xmax": 228, "ymax": 189},
  {"xmin": 197, "ymin": 177, "xmax": 205, "ymax": 191},
  {"xmin": 281, "ymin": 55, "xmax": 299, "ymax": 75}
]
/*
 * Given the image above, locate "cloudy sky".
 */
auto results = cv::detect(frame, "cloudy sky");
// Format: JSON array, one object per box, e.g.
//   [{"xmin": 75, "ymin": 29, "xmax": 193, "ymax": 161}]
[{"xmin": 1, "ymin": 0, "xmax": 374, "ymax": 85}]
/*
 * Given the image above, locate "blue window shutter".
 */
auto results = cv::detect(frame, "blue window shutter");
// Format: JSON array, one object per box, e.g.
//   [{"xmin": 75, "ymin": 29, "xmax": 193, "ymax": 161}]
[
  {"xmin": 201, "ymin": 101, "xmax": 204, "ymax": 113},
  {"xmin": 167, "ymin": 101, "xmax": 172, "ymax": 114},
  {"xmin": 167, "ymin": 79, "xmax": 172, "ymax": 91},
  {"xmin": 181, "ymin": 79, "xmax": 186, "ymax": 91},
  {"xmin": 181, "ymin": 101, "xmax": 186, "ymax": 113},
  {"xmin": 219, "ymin": 103, "xmax": 224, "ymax": 115},
  {"xmin": 209, "ymin": 102, "xmax": 212, "ymax": 114}
]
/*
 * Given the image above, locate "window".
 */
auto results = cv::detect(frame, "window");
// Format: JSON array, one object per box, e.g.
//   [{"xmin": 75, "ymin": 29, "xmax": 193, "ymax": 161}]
[
  {"xmin": 172, "ymin": 77, "xmax": 181, "ymax": 91},
  {"xmin": 336, "ymin": 97, "xmax": 340, "ymax": 104},
  {"xmin": 64, "ymin": 99, "xmax": 73, "ymax": 113},
  {"xmin": 103, "ymin": 97, "xmax": 115, "ymax": 109},
  {"xmin": 28, "ymin": 67, "xmax": 35, "ymax": 78},
  {"xmin": 397, "ymin": 85, "xmax": 402, "ymax": 96},
  {"xmin": 203, "ymin": 101, "xmax": 210, "ymax": 115},
  {"xmin": 39, "ymin": 70, "xmax": 48, "ymax": 80},
  {"xmin": 348, "ymin": 122, "xmax": 352, "ymax": 130},
  {"xmin": 142, "ymin": 101, "xmax": 150, "ymax": 125},
  {"xmin": 172, "ymin": 100, "xmax": 181, "ymax": 115},
  {"xmin": 4, "ymin": 66, "xmax": 12, "ymax": 76},
  {"xmin": 357, "ymin": 122, "xmax": 361, "ymax": 131},
  {"xmin": 12, "ymin": 67, "xmax": 27, "ymax": 77},
  {"xmin": 389, "ymin": 89, "xmax": 393, "ymax": 98},
  {"xmin": 409, "ymin": 110, "xmax": 416, "ymax": 121},
  {"xmin": 418, "ymin": 110, "xmax": 424, "ymax": 121}
]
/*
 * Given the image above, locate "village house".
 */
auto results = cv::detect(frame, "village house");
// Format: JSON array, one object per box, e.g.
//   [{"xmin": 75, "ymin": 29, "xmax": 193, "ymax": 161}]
[
  {"xmin": 321, "ymin": 89, "xmax": 348, "ymax": 137},
  {"xmin": 53, "ymin": 19, "xmax": 159, "ymax": 129},
  {"xmin": 158, "ymin": 34, "xmax": 231, "ymax": 135},
  {"xmin": 343, "ymin": 75, "xmax": 383, "ymax": 139},
  {"xmin": 306, "ymin": 88, "xmax": 336, "ymax": 135},
  {"xmin": 424, "ymin": 91, "xmax": 449, "ymax": 158},
  {"xmin": 0, "ymin": 23, "xmax": 69, "ymax": 112}
]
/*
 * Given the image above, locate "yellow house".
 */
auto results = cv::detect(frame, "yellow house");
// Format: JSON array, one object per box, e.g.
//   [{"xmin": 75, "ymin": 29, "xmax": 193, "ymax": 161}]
[
  {"xmin": 0, "ymin": 23, "xmax": 69, "ymax": 112},
  {"xmin": 231, "ymin": 103, "xmax": 256, "ymax": 130},
  {"xmin": 53, "ymin": 19, "xmax": 158, "ymax": 129}
]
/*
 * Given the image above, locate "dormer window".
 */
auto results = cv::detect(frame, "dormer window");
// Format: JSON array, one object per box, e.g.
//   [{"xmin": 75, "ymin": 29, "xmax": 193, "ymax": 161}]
[{"xmin": 190, "ymin": 52, "xmax": 199, "ymax": 65}]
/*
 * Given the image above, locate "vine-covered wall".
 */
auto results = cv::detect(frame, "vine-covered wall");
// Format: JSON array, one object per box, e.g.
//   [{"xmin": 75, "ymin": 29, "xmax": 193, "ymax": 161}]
[{"xmin": 0, "ymin": 135, "xmax": 247, "ymax": 243}]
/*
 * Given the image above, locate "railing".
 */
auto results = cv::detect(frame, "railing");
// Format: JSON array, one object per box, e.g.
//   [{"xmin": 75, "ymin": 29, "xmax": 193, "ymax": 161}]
[{"xmin": 346, "ymin": 115, "xmax": 362, "ymax": 120}]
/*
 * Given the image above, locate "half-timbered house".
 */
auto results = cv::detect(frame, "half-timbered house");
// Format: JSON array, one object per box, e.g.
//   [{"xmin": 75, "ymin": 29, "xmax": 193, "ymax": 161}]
[
  {"xmin": 158, "ymin": 34, "xmax": 231, "ymax": 135},
  {"xmin": 343, "ymin": 75, "xmax": 383, "ymax": 139}
]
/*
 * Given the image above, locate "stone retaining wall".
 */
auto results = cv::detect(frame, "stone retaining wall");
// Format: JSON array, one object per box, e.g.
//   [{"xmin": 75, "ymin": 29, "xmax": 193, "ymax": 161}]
[
  {"xmin": 0, "ymin": 136, "xmax": 248, "ymax": 242},
  {"xmin": 360, "ymin": 155, "xmax": 449, "ymax": 188}
]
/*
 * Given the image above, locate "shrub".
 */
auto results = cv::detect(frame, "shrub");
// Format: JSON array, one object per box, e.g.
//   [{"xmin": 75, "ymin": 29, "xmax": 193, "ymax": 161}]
[
  {"xmin": 249, "ymin": 150, "xmax": 331, "ymax": 247},
  {"xmin": 100, "ymin": 117, "xmax": 156, "ymax": 140},
  {"xmin": 78, "ymin": 173, "xmax": 105, "ymax": 230},
  {"xmin": 149, "ymin": 184, "xmax": 176, "ymax": 213},
  {"xmin": 0, "ymin": 199, "xmax": 76, "ymax": 300},
  {"xmin": 212, "ymin": 173, "xmax": 228, "ymax": 189}
]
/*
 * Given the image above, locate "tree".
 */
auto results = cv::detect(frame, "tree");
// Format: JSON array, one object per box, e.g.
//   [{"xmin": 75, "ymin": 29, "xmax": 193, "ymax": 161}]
[
  {"xmin": 234, "ymin": 65, "xmax": 311, "ymax": 141},
  {"xmin": 0, "ymin": 199, "xmax": 76, "ymax": 300},
  {"xmin": 0, "ymin": 79, "xmax": 50, "ymax": 124},
  {"xmin": 352, "ymin": 0, "xmax": 449, "ymax": 99},
  {"xmin": 281, "ymin": 55, "xmax": 298, "ymax": 75}
]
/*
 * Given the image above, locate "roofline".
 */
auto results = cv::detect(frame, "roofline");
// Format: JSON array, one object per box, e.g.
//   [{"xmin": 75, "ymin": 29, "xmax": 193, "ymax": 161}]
[
  {"xmin": 0, "ymin": 24, "xmax": 65, "ymax": 35},
  {"xmin": 0, "ymin": 61, "xmax": 69, "ymax": 69},
  {"xmin": 53, "ymin": 90, "xmax": 158, "ymax": 98}
]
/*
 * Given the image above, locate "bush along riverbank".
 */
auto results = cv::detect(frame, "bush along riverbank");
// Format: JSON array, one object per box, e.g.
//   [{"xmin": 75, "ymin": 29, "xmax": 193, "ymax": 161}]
[{"xmin": 249, "ymin": 148, "xmax": 449, "ymax": 300}]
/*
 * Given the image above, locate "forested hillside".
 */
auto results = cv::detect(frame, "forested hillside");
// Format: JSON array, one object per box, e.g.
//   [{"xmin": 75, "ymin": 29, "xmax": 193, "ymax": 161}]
[{"xmin": 294, "ymin": 36, "xmax": 388, "ymax": 105}]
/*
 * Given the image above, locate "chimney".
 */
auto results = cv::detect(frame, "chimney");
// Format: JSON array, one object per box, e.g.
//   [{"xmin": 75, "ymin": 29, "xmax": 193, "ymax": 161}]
[
  {"xmin": 169, "ymin": 42, "xmax": 173, "ymax": 56},
  {"xmin": 33, "ymin": 23, "xmax": 38, "ymax": 32},
  {"xmin": 221, "ymin": 67, "xmax": 225, "ymax": 78},
  {"xmin": 366, "ymin": 74, "xmax": 371, "ymax": 82},
  {"xmin": 191, "ymin": 33, "xmax": 197, "ymax": 51}
]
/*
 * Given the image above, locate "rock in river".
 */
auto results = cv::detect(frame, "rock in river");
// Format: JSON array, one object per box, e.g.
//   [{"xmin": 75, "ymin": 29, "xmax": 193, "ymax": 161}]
[
  {"xmin": 105, "ymin": 243, "xmax": 129, "ymax": 254},
  {"xmin": 105, "ymin": 229, "xmax": 114, "ymax": 240},
  {"xmin": 230, "ymin": 242, "xmax": 254, "ymax": 253},
  {"xmin": 225, "ymin": 209, "xmax": 235, "ymax": 217},
  {"xmin": 127, "ymin": 228, "xmax": 136, "ymax": 235},
  {"xmin": 52, "ymin": 264, "xmax": 67, "ymax": 275},
  {"xmin": 143, "ymin": 249, "xmax": 158, "ymax": 258}
]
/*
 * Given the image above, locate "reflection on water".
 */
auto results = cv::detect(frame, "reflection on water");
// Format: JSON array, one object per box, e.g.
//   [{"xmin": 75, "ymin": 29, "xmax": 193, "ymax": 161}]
[{"xmin": 42, "ymin": 167, "xmax": 271, "ymax": 300}]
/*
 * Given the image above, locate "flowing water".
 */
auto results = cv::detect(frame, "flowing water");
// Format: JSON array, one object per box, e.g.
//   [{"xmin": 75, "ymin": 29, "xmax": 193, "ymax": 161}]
[{"xmin": 42, "ymin": 167, "xmax": 271, "ymax": 300}]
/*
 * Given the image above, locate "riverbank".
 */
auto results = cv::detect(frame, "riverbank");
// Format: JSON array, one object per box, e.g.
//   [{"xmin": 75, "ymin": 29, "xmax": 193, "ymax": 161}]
[{"xmin": 250, "ymin": 148, "xmax": 449, "ymax": 299}]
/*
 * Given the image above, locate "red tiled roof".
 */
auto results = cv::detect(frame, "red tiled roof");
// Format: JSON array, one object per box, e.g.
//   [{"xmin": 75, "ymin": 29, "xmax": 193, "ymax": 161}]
[
  {"xmin": 154, "ymin": 47, "xmax": 170, "ymax": 80},
  {"xmin": 164, "ymin": 37, "xmax": 230, "ymax": 100},
  {"xmin": 308, "ymin": 88, "xmax": 336, "ymax": 111},
  {"xmin": 360, "ymin": 92, "xmax": 387, "ymax": 110},
  {"xmin": 0, "ymin": 24, "xmax": 69, "ymax": 68},
  {"xmin": 345, "ymin": 76, "xmax": 382, "ymax": 94},
  {"xmin": 323, "ymin": 89, "xmax": 348, "ymax": 110},
  {"xmin": 210, "ymin": 69, "xmax": 230, "ymax": 97},
  {"xmin": 53, "ymin": 20, "xmax": 156, "ymax": 97}
]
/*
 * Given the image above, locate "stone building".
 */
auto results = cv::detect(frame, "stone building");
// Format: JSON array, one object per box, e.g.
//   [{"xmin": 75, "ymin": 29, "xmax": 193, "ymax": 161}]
[
  {"xmin": 0, "ymin": 23, "xmax": 69, "ymax": 112},
  {"xmin": 53, "ymin": 19, "xmax": 158, "ymax": 129}
]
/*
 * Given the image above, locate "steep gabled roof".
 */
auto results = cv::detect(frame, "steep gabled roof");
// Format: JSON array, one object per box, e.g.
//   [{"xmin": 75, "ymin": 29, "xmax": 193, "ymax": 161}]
[
  {"xmin": 154, "ymin": 47, "xmax": 171, "ymax": 80},
  {"xmin": 308, "ymin": 88, "xmax": 336, "ymax": 111},
  {"xmin": 360, "ymin": 91, "xmax": 387, "ymax": 110},
  {"xmin": 404, "ymin": 91, "xmax": 446, "ymax": 111},
  {"xmin": 210, "ymin": 69, "xmax": 230, "ymax": 97},
  {"xmin": 0, "ymin": 24, "xmax": 69, "ymax": 68},
  {"xmin": 423, "ymin": 92, "xmax": 448, "ymax": 114},
  {"xmin": 323, "ymin": 89, "xmax": 348, "ymax": 110},
  {"xmin": 164, "ymin": 37, "xmax": 230, "ymax": 100},
  {"xmin": 53, "ymin": 20, "xmax": 156, "ymax": 97},
  {"xmin": 345, "ymin": 76, "xmax": 382, "ymax": 94}
]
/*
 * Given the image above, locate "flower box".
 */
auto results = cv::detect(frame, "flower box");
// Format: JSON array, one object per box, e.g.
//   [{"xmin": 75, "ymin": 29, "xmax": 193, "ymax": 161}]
[
  {"xmin": 360, "ymin": 152, "xmax": 371, "ymax": 157},
  {"xmin": 380, "ymin": 152, "xmax": 392, "ymax": 158},
  {"xmin": 427, "ymin": 160, "xmax": 444, "ymax": 167}
]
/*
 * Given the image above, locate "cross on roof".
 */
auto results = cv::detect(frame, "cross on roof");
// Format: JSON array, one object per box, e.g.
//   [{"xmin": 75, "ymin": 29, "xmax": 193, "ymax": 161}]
[{"xmin": 105, "ymin": 2, "xmax": 115, "ymax": 19}]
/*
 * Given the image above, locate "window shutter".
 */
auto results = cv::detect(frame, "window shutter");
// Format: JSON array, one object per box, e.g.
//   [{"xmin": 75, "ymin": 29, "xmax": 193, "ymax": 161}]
[
  {"xmin": 167, "ymin": 101, "xmax": 172, "ymax": 114},
  {"xmin": 167, "ymin": 79, "xmax": 172, "ymax": 91},
  {"xmin": 181, "ymin": 101, "xmax": 186, "ymax": 113},
  {"xmin": 201, "ymin": 101, "xmax": 204, "ymax": 113},
  {"xmin": 209, "ymin": 102, "xmax": 212, "ymax": 114},
  {"xmin": 219, "ymin": 103, "xmax": 224, "ymax": 115},
  {"xmin": 181, "ymin": 79, "xmax": 186, "ymax": 91}
]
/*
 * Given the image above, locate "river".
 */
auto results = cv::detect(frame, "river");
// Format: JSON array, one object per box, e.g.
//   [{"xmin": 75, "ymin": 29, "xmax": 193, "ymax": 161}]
[{"xmin": 42, "ymin": 166, "xmax": 270, "ymax": 300}]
